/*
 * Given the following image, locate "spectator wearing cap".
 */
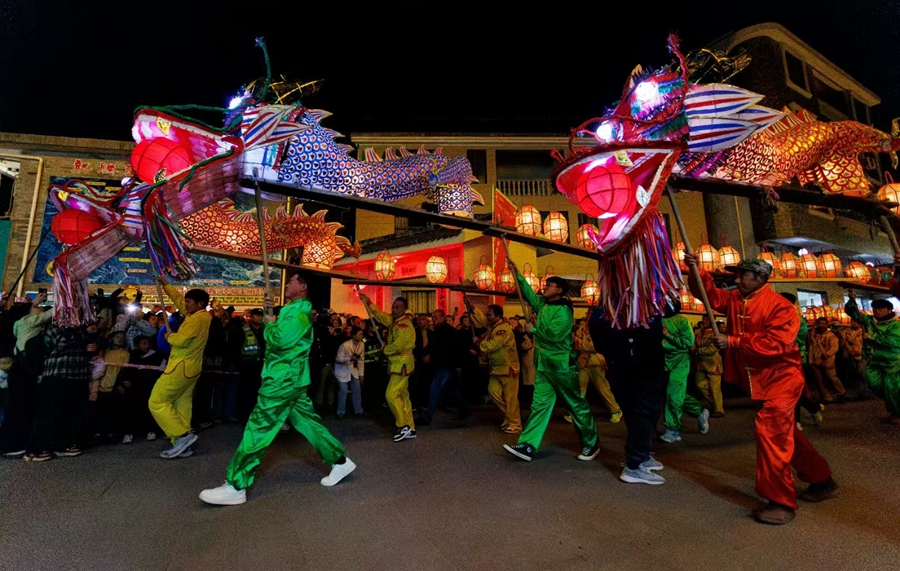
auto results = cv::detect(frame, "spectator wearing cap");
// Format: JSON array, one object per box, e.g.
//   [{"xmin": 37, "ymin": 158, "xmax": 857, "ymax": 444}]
[
  {"xmin": 845, "ymin": 291, "xmax": 900, "ymax": 424},
  {"xmin": 686, "ymin": 254, "xmax": 836, "ymax": 524}
]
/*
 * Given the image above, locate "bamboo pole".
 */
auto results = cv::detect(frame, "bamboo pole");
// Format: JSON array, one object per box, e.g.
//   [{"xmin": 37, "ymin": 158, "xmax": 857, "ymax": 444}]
[
  {"xmin": 666, "ymin": 186, "xmax": 718, "ymax": 328},
  {"xmin": 500, "ymin": 236, "xmax": 531, "ymax": 321},
  {"xmin": 254, "ymin": 181, "xmax": 273, "ymax": 316}
]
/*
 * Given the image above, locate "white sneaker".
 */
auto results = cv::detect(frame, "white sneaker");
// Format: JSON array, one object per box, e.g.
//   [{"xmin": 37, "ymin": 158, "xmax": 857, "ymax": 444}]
[
  {"xmin": 280, "ymin": 423, "xmax": 290, "ymax": 432},
  {"xmin": 159, "ymin": 432, "xmax": 198, "ymax": 459},
  {"xmin": 146, "ymin": 432, "xmax": 157, "ymax": 441},
  {"xmin": 660, "ymin": 429, "xmax": 682, "ymax": 443},
  {"xmin": 620, "ymin": 466, "xmax": 666, "ymax": 485},
  {"xmin": 199, "ymin": 482, "xmax": 246, "ymax": 506},
  {"xmin": 122, "ymin": 434, "xmax": 134, "ymax": 444},
  {"xmin": 321, "ymin": 457, "xmax": 356, "ymax": 487},
  {"xmin": 698, "ymin": 409, "xmax": 711, "ymax": 435}
]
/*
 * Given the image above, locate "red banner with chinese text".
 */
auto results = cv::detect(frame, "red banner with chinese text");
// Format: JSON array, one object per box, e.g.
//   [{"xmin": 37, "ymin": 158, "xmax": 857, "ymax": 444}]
[{"xmin": 493, "ymin": 188, "xmax": 517, "ymax": 278}]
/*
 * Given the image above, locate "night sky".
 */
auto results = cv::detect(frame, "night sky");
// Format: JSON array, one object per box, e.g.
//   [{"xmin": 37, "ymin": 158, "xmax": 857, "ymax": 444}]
[{"xmin": 1, "ymin": 0, "xmax": 898, "ymax": 142}]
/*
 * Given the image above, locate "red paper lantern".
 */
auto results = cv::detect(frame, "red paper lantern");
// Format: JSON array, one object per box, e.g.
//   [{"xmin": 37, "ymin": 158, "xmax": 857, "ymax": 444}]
[
  {"xmin": 876, "ymin": 173, "xmax": 900, "ymax": 216},
  {"xmin": 779, "ymin": 251, "xmax": 799, "ymax": 278},
  {"xmin": 426, "ymin": 256, "xmax": 448, "ymax": 284},
  {"xmin": 576, "ymin": 224, "xmax": 599, "ymax": 250},
  {"xmin": 51, "ymin": 209, "xmax": 104, "ymax": 245},
  {"xmin": 522, "ymin": 263, "xmax": 540, "ymax": 293},
  {"xmin": 515, "ymin": 206, "xmax": 542, "ymax": 236},
  {"xmin": 798, "ymin": 253, "xmax": 819, "ymax": 279},
  {"xmin": 131, "ymin": 138, "xmax": 193, "ymax": 184},
  {"xmin": 374, "ymin": 250, "xmax": 395, "ymax": 281},
  {"xmin": 498, "ymin": 267, "xmax": 516, "ymax": 293},
  {"xmin": 716, "ymin": 234, "xmax": 741, "ymax": 272},
  {"xmin": 543, "ymin": 213, "xmax": 569, "ymax": 243},
  {"xmin": 574, "ymin": 160, "xmax": 634, "ymax": 218},
  {"xmin": 835, "ymin": 305, "xmax": 851, "ymax": 325},
  {"xmin": 474, "ymin": 258, "xmax": 495, "ymax": 290},
  {"xmin": 804, "ymin": 305, "xmax": 821, "ymax": 324},
  {"xmin": 758, "ymin": 250, "xmax": 781, "ymax": 278},
  {"xmin": 582, "ymin": 275, "xmax": 599, "ymax": 304},
  {"xmin": 672, "ymin": 241, "xmax": 687, "ymax": 271},
  {"xmin": 540, "ymin": 265, "xmax": 556, "ymax": 292},
  {"xmin": 696, "ymin": 233, "xmax": 719, "ymax": 272}
]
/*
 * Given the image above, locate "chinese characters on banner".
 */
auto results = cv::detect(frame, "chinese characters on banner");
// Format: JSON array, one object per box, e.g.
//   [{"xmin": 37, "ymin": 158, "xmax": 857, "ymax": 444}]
[
  {"xmin": 71, "ymin": 159, "xmax": 133, "ymax": 177},
  {"xmin": 492, "ymin": 188, "xmax": 518, "ymax": 278}
]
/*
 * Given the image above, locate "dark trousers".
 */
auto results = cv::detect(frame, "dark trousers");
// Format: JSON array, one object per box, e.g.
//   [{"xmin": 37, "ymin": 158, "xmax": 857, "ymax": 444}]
[
  {"xmin": 191, "ymin": 373, "xmax": 215, "ymax": 427},
  {"xmin": 121, "ymin": 380, "xmax": 159, "ymax": 435},
  {"xmin": 95, "ymin": 391, "xmax": 119, "ymax": 439},
  {"xmin": 0, "ymin": 364, "xmax": 37, "ymax": 453},
  {"xmin": 31, "ymin": 375, "xmax": 86, "ymax": 453},
  {"xmin": 608, "ymin": 365, "xmax": 665, "ymax": 469},
  {"xmin": 238, "ymin": 361, "xmax": 264, "ymax": 421},
  {"xmin": 426, "ymin": 366, "xmax": 468, "ymax": 419},
  {"xmin": 363, "ymin": 361, "xmax": 387, "ymax": 411}
]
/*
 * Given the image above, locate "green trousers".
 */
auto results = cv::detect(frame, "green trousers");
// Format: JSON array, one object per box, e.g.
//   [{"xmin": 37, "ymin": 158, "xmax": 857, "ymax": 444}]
[
  {"xmin": 866, "ymin": 362, "xmax": 900, "ymax": 416},
  {"xmin": 226, "ymin": 376, "xmax": 345, "ymax": 490},
  {"xmin": 664, "ymin": 362, "xmax": 704, "ymax": 432},
  {"xmin": 518, "ymin": 367, "xmax": 598, "ymax": 451}
]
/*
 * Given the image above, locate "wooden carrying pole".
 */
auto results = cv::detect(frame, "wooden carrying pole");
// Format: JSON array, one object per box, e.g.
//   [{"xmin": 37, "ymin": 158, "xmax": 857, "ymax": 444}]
[
  {"xmin": 666, "ymin": 186, "xmax": 718, "ymax": 327},
  {"xmin": 150, "ymin": 261, "xmax": 172, "ymax": 335},
  {"xmin": 254, "ymin": 181, "xmax": 273, "ymax": 316},
  {"xmin": 356, "ymin": 285, "xmax": 385, "ymax": 347},
  {"xmin": 500, "ymin": 237, "xmax": 531, "ymax": 321}
]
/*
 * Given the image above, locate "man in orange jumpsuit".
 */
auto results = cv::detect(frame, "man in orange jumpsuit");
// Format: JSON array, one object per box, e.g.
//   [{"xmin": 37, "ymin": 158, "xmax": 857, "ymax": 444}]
[
  {"xmin": 808, "ymin": 317, "xmax": 845, "ymax": 402},
  {"xmin": 685, "ymin": 255, "xmax": 837, "ymax": 525}
]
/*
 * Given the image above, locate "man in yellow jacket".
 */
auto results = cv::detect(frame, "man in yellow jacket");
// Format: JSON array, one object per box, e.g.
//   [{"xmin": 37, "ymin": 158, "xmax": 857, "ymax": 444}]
[
  {"xmin": 468, "ymin": 299, "xmax": 521, "ymax": 433},
  {"xmin": 571, "ymin": 319, "xmax": 622, "ymax": 424},
  {"xmin": 148, "ymin": 278, "xmax": 211, "ymax": 459},
  {"xmin": 359, "ymin": 293, "xmax": 417, "ymax": 442}
]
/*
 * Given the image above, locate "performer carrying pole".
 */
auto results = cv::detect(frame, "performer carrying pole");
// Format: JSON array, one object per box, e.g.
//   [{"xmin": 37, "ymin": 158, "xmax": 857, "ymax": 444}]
[
  {"xmin": 501, "ymin": 256, "xmax": 599, "ymax": 462},
  {"xmin": 200, "ymin": 274, "xmax": 355, "ymax": 505}
]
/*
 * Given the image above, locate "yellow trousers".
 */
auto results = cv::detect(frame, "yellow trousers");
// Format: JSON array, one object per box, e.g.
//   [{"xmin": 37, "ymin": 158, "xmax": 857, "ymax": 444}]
[
  {"xmin": 488, "ymin": 374, "xmax": 521, "ymax": 430},
  {"xmin": 578, "ymin": 367, "xmax": 620, "ymax": 414},
  {"xmin": 695, "ymin": 370, "xmax": 724, "ymax": 415},
  {"xmin": 148, "ymin": 362, "xmax": 199, "ymax": 441},
  {"xmin": 386, "ymin": 373, "xmax": 415, "ymax": 429}
]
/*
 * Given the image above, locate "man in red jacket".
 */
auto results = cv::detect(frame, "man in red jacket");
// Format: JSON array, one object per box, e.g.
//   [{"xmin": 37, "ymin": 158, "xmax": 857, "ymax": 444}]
[{"xmin": 684, "ymin": 255, "xmax": 837, "ymax": 525}]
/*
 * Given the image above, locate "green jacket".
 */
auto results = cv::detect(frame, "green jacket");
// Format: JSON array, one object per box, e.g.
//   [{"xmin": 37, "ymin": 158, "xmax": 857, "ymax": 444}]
[
  {"xmin": 846, "ymin": 297, "xmax": 900, "ymax": 368},
  {"xmin": 262, "ymin": 297, "xmax": 314, "ymax": 386},
  {"xmin": 662, "ymin": 314, "xmax": 694, "ymax": 371},
  {"xmin": 797, "ymin": 310, "xmax": 808, "ymax": 363},
  {"xmin": 515, "ymin": 272, "xmax": 575, "ymax": 373}
]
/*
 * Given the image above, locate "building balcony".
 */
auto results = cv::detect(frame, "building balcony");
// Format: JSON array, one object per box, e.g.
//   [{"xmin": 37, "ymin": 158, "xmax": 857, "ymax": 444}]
[{"xmin": 496, "ymin": 179, "xmax": 554, "ymax": 196}]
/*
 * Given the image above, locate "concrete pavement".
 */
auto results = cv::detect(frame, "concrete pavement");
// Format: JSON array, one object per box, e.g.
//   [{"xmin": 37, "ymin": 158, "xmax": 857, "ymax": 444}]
[{"xmin": 1, "ymin": 399, "xmax": 898, "ymax": 571}]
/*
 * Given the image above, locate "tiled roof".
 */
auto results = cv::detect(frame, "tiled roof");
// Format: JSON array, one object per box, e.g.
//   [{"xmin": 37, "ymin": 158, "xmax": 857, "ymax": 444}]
[{"xmin": 360, "ymin": 227, "xmax": 462, "ymax": 254}]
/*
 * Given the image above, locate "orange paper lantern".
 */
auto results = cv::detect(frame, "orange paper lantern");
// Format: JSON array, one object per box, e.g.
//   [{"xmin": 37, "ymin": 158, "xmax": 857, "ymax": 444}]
[
  {"xmin": 779, "ymin": 250, "xmax": 799, "ymax": 278},
  {"xmin": 797, "ymin": 253, "xmax": 819, "ymax": 279},
  {"xmin": 758, "ymin": 249, "xmax": 781, "ymax": 278},
  {"xmin": 474, "ymin": 256, "xmax": 495, "ymax": 290},
  {"xmin": 696, "ymin": 233, "xmax": 720, "ymax": 272},
  {"xmin": 844, "ymin": 260, "xmax": 872, "ymax": 283},
  {"xmin": 581, "ymin": 275, "xmax": 599, "ymax": 304},
  {"xmin": 876, "ymin": 172, "xmax": 900, "ymax": 215},
  {"xmin": 576, "ymin": 224, "xmax": 599, "ymax": 250},
  {"xmin": 672, "ymin": 241, "xmax": 688, "ymax": 271},
  {"xmin": 516, "ymin": 206, "xmax": 542, "ymax": 236},
  {"xmin": 374, "ymin": 250, "xmax": 395, "ymax": 281},
  {"xmin": 835, "ymin": 305, "xmax": 851, "ymax": 325},
  {"xmin": 522, "ymin": 263, "xmax": 540, "ymax": 293},
  {"xmin": 543, "ymin": 212, "xmax": 569, "ymax": 243},
  {"xmin": 823, "ymin": 304, "xmax": 835, "ymax": 323},
  {"xmin": 498, "ymin": 267, "xmax": 516, "ymax": 293},
  {"xmin": 426, "ymin": 256, "xmax": 448, "ymax": 284},
  {"xmin": 716, "ymin": 234, "xmax": 741, "ymax": 272},
  {"xmin": 804, "ymin": 305, "xmax": 821, "ymax": 324},
  {"xmin": 680, "ymin": 287, "xmax": 694, "ymax": 311},
  {"xmin": 816, "ymin": 252, "xmax": 841, "ymax": 278}
]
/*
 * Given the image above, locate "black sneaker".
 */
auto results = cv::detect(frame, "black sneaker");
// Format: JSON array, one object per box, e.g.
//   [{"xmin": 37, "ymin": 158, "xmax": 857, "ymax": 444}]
[
  {"xmin": 55, "ymin": 447, "xmax": 82, "ymax": 457},
  {"xmin": 503, "ymin": 443, "xmax": 535, "ymax": 462},
  {"xmin": 392, "ymin": 426, "xmax": 416, "ymax": 442},
  {"xmin": 577, "ymin": 443, "xmax": 600, "ymax": 461},
  {"xmin": 24, "ymin": 451, "xmax": 53, "ymax": 462}
]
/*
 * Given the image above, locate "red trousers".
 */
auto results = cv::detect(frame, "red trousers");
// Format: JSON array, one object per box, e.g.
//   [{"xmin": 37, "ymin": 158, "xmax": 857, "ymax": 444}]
[{"xmin": 755, "ymin": 390, "xmax": 832, "ymax": 509}]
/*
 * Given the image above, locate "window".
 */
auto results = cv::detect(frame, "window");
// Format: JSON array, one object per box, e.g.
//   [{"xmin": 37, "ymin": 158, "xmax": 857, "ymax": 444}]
[
  {"xmin": 577, "ymin": 213, "xmax": 594, "ymax": 227},
  {"xmin": 798, "ymin": 289, "xmax": 828, "ymax": 309},
  {"xmin": 466, "ymin": 149, "xmax": 488, "ymax": 182},
  {"xmin": 845, "ymin": 294, "xmax": 872, "ymax": 312},
  {"xmin": 784, "ymin": 51, "xmax": 808, "ymax": 92},
  {"xmin": 810, "ymin": 72, "xmax": 850, "ymax": 117}
]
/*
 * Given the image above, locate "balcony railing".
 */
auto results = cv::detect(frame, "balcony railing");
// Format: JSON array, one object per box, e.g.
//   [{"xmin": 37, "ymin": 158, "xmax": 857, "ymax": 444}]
[{"xmin": 496, "ymin": 179, "xmax": 554, "ymax": 196}]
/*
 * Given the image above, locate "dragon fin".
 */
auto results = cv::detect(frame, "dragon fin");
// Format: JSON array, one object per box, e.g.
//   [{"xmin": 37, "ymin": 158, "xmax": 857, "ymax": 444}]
[
  {"xmin": 417, "ymin": 145, "xmax": 429, "ymax": 155},
  {"xmin": 433, "ymin": 146, "xmax": 443, "ymax": 155},
  {"xmin": 384, "ymin": 147, "xmax": 398, "ymax": 160},
  {"xmin": 305, "ymin": 109, "xmax": 332, "ymax": 124},
  {"xmin": 399, "ymin": 146, "xmax": 412, "ymax": 158},
  {"xmin": 364, "ymin": 148, "xmax": 382, "ymax": 162}
]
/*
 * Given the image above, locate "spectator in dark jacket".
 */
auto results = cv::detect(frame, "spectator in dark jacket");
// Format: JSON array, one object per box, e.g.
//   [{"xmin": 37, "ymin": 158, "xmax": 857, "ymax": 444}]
[{"xmin": 420, "ymin": 309, "xmax": 469, "ymax": 425}]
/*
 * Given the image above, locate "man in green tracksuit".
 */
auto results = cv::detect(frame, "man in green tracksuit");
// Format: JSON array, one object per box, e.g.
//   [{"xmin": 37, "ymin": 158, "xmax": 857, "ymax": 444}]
[
  {"xmin": 661, "ymin": 306, "xmax": 709, "ymax": 443},
  {"xmin": 846, "ymin": 291, "xmax": 900, "ymax": 424},
  {"xmin": 502, "ymin": 258, "xmax": 599, "ymax": 462},
  {"xmin": 199, "ymin": 274, "xmax": 356, "ymax": 505}
]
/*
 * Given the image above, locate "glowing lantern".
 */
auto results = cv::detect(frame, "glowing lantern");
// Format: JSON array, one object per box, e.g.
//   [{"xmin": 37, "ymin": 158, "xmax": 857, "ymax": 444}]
[
  {"xmin": 576, "ymin": 224, "xmax": 599, "ymax": 250},
  {"xmin": 844, "ymin": 260, "xmax": 872, "ymax": 283},
  {"xmin": 779, "ymin": 250, "xmax": 799, "ymax": 278},
  {"xmin": 758, "ymin": 249, "xmax": 781, "ymax": 278},
  {"xmin": 474, "ymin": 256, "xmax": 495, "ymax": 290},
  {"xmin": 581, "ymin": 275, "xmax": 599, "ymax": 304},
  {"xmin": 680, "ymin": 287, "xmax": 694, "ymax": 311},
  {"xmin": 543, "ymin": 212, "xmax": 569, "ymax": 243},
  {"xmin": 131, "ymin": 138, "xmax": 193, "ymax": 184},
  {"xmin": 540, "ymin": 265, "xmax": 556, "ymax": 292},
  {"xmin": 696, "ymin": 233, "xmax": 720, "ymax": 272},
  {"xmin": 823, "ymin": 304, "xmax": 835, "ymax": 323},
  {"xmin": 804, "ymin": 305, "xmax": 821, "ymax": 324},
  {"xmin": 816, "ymin": 252, "xmax": 841, "ymax": 278},
  {"xmin": 835, "ymin": 305, "xmax": 851, "ymax": 325},
  {"xmin": 426, "ymin": 256, "xmax": 448, "ymax": 284},
  {"xmin": 374, "ymin": 250, "xmax": 395, "ymax": 281},
  {"xmin": 522, "ymin": 263, "xmax": 540, "ymax": 293},
  {"xmin": 51, "ymin": 209, "xmax": 104, "ymax": 246},
  {"xmin": 797, "ymin": 253, "xmax": 819, "ymax": 279},
  {"xmin": 301, "ymin": 241, "xmax": 334, "ymax": 270},
  {"xmin": 573, "ymin": 160, "xmax": 634, "ymax": 218},
  {"xmin": 716, "ymin": 234, "xmax": 741, "ymax": 272},
  {"xmin": 876, "ymin": 172, "xmax": 900, "ymax": 215},
  {"xmin": 498, "ymin": 267, "xmax": 516, "ymax": 293},
  {"xmin": 876, "ymin": 265, "xmax": 894, "ymax": 284},
  {"xmin": 692, "ymin": 296, "xmax": 705, "ymax": 312},
  {"xmin": 516, "ymin": 206, "xmax": 542, "ymax": 236},
  {"xmin": 672, "ymin": 242, "xmax": 688, "ymax": 271}
]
